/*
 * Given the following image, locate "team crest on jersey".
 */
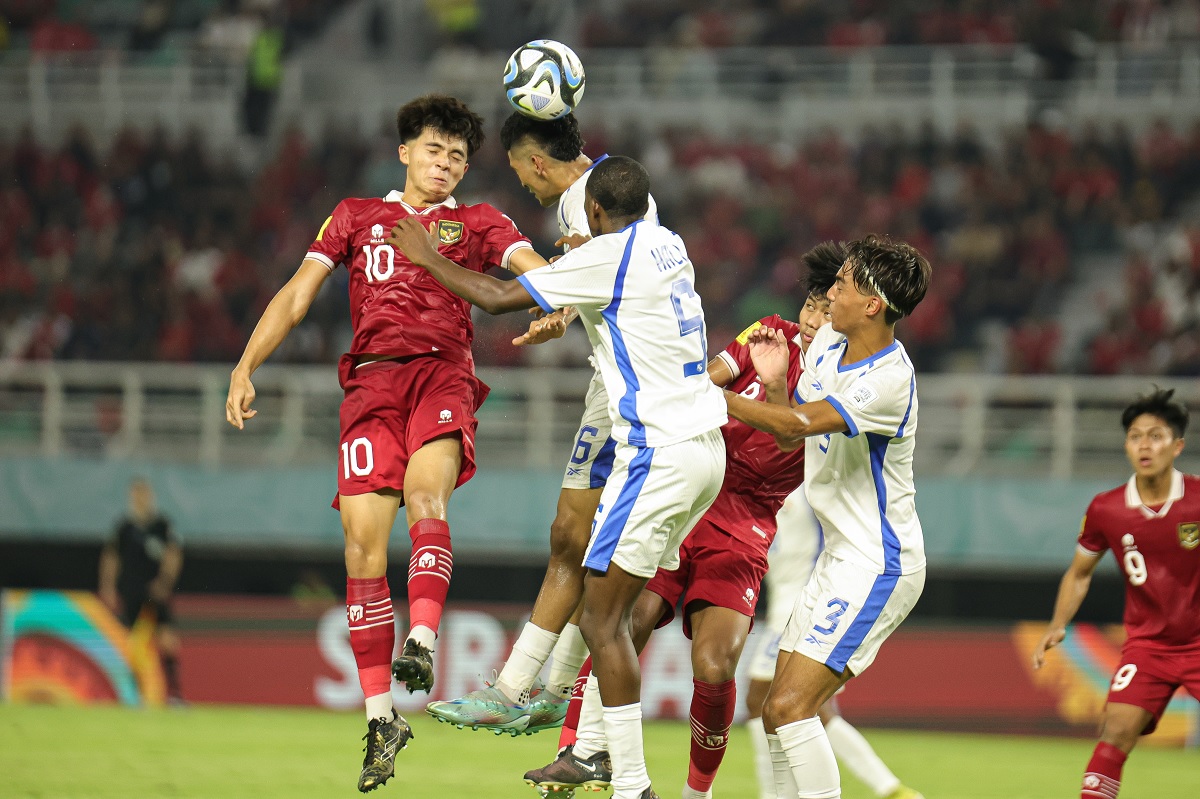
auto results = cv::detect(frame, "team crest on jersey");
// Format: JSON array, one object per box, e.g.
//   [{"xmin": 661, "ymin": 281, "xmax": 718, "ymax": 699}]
[
  {"xmin": 436, "ymin": 220, "xmax": 464, "ymax": 245},
  {"xmin": 1178, "ymin": 522, "xmax": 1200, "ymax": 550}
]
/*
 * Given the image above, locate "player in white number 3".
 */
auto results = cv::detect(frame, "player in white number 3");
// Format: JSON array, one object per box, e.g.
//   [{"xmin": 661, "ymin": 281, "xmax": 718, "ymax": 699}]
[
  {"xmin": 724, "ymin": 235, "xmax": 931, "ymax": 799},
  {"xmin": 389, "ymin": 155, "xmax": 727, "ymax": 799}
]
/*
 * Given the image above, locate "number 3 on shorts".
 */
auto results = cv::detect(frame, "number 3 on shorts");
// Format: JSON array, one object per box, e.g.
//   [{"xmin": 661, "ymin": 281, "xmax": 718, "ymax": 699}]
[
  {"xmin": 341, "ymin": 437, "xmax": 374, "ymax": 478},
  {"xmin": 1111, "ymin": 663, "xmax": 1137, "ymax": 692}
]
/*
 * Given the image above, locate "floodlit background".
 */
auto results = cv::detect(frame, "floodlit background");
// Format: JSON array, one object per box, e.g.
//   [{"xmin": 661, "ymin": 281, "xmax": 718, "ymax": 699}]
[{"xmin": 1, "ymin": 1, "xmax": 1199, "ymax": 796}]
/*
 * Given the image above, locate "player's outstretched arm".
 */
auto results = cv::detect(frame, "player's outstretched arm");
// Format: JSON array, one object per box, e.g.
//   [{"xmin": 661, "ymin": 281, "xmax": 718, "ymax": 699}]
[
  {"xmin": 1032, "ymin": 549, "xmax": 1102, "ymax": 669},
  {"xmin": 388, "ymin": 218, "xmax": 537, "ymax": 315},
  {"xmin": 226, "ymin": 259, "xmax": 330, "ymax": 429},
  {"xmin": 724, "ymin": 391, "xmax": 849, "ymax": 450},
  {"xmin": 747, "ymin": 326, "xmax": 792, "ymax": 407}
]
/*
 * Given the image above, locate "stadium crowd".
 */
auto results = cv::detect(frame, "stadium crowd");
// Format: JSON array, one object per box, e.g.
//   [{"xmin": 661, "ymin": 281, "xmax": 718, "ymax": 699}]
[{"xmin": 2, "ymin": 114, "xmax": 1198, "ymax": 373}]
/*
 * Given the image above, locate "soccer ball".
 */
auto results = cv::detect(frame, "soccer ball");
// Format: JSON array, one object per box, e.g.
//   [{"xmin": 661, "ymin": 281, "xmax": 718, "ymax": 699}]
[{"xmin": 503, "ymin": 40, "xmax": 586, "ymax": 121}]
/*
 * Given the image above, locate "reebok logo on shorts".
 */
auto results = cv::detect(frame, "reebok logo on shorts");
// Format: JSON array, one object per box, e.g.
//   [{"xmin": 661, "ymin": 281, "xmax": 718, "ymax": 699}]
[{"xmin": 438, "ymin": 409, "xmax": 453, "ymax": 423}]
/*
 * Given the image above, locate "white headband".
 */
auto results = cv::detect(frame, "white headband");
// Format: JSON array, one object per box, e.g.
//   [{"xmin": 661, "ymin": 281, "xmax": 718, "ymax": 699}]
[{"xmin": 859, "ymin": 264, "xmax": 901, "ymax": 315}]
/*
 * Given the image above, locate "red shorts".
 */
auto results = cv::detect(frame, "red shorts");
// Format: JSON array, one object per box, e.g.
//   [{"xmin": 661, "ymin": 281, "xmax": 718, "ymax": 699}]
[
  {"xmin": 1105, "ymin": 641, "xmax": 1200, "ymax": 735},
  {"xmin": 333, "ymin": 354, "xmax": 489, "ymax": 504},
  {"xmin": 644, "ymin": 517, "xmax": 768, "ymax": 639}
]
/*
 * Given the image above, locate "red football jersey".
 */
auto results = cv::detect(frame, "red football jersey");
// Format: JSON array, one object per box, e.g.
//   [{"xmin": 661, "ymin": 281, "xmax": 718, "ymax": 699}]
[
  {"xmin": 306, "ymin": 192, "xmax": 531, "ymax": 366},
  {"xmin": 704, "ymin": 315, "xmax": 807, "ymax": 554},
  {"xmin": 1078, "ymin": 471, "xmax": 1200, "ymax": 649}
]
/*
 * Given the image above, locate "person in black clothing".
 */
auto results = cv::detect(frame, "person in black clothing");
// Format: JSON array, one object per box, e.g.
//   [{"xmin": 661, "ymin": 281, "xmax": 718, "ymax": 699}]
[{"xmin": 99, "ymin": 478, "xmax": 184, "ymax": 702}]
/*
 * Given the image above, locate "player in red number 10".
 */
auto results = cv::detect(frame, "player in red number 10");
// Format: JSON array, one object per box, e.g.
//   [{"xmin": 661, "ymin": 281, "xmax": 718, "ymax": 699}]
[{"xmin": 225, "ymin": 94, "xmax": 550, "ymax": 793}]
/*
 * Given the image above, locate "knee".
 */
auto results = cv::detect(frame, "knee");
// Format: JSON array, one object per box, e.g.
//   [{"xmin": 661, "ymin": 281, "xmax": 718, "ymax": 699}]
[
  {"xmin": 548, "ymin": 513, "xmax": 589, "ymax": 563},
  {"xmin": 763, "ymin": 688, "xmax": 816, "ymax": 731},
  {"xmin": 579, "ymin": 606, "xmax": 621, "ymax": 652},
  {"xmin": 343, "ymin": 526, "xmax": 386, "ymax": 575},
  {"xmin": 1099, "ymin": 718, "xmax": 1142, "ymax": 752},
  {"xmin": 692, "ymin": 648, "xmax": 739, "ymax": 684},
  {"xmin": 404, "ymin": 489, "xmax": 446, "ymax": 523}
]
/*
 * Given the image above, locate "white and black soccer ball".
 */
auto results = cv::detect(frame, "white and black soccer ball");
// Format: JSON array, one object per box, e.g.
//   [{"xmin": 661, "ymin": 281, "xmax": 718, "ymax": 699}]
[{"xmin": 503, "ymin": 40, "xmax": 586, "ymax": 121}]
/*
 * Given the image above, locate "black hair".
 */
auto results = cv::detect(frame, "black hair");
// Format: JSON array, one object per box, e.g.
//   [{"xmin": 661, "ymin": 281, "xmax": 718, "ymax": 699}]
[
  {"xmin": 396, "ymin": 94, "xmax": 485, "ymax": 157},
  {"xmin": 845, "ymin": 234, "xmax": 931, "ymax": 324},
  {"xmin": 802, "ymin": 241, "xmax": 846, "ymax": 301},
  {"xmin": 499, "ymin": 112, "xmax": 585, "ymax": 163},
  {"xmin": 1122, "ymin": 387, "xmax": 1189, "ymax": 438},
  {"xmin": 585, "ymin": 156, "xmax": 650, "ymax": 220}
]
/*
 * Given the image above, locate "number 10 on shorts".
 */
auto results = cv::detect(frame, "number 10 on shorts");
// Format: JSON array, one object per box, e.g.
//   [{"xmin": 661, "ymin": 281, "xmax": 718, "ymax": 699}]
[{"xmin": 342, "ymin": 437, "xmax": 374, "ymax": 478}]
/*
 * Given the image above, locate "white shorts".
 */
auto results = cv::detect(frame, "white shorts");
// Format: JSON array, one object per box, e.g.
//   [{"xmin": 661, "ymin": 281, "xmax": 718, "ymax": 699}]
[
  {"xmin": 583, "ymin": 427, "xmax": 725, "ymax": 579},
  {"xmin": 561, "ymin": 368, "xmax": 617, "ymax": 490},
  {"xmin": 764, "ymin": 487, "xmax": 822, "ymax": 633},
  {"xmin": 780, "ymin": 550, "xmax": 925, "ymax": 676},
  {"xmin": 747, "ymin": 624, "xmax": 784, "ymax": 682}
]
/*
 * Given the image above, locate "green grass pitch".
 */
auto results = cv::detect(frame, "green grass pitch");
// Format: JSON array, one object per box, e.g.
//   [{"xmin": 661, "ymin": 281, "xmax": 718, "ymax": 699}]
[{"xmin": 1, "ymin": 703, "xmax": 1197, "ymax": 798}]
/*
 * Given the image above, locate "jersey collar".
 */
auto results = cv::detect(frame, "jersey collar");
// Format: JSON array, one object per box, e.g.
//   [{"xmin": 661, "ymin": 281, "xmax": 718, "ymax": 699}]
[
  {"xmin": 1124, "ymin": 469, "xmax": 1184, "ymax": 518},
  {"xmin": 384, "ymin": 190, "xmax": 458, "ymax": 213}
]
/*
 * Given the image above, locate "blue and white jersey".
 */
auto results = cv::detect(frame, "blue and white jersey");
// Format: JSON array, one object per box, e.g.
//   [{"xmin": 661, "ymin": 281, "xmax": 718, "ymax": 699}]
[
  {"xmin": 518, "ymin": 220, "xmax": 727, "ymax": 447},
  {"xmin": 557, "ymin": 154, "xmax": 659, "ymax": 244},
  {"xmin": 796, "ymin": 323, "xmax": 924, "ymax": 576}
]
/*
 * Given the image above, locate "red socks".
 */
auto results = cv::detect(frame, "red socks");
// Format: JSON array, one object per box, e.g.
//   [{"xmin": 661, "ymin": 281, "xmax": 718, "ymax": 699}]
[
  {"xmin": 1082, "ymin": 742, "xmax": 1126, "ymax": 798},
  {"xmin": 408, "ymin": 518, "xmax": 453, "ymax": 635},
  {"xmin": 558, "ymin": 656, "xmax": 592, "ymax": 749},
  {"xmin": 687, "ymin": 678, "xmax": 736, "ymax": 793},
  {"xmin": 346, "ymin": 576, "xmax": 395, "ymax": 699}
]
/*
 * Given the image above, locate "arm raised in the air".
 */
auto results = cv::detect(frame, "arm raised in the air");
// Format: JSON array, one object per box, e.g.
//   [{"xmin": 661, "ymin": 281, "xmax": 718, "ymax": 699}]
[{"xmin": 388, "ymin": 217, "xmax": 537, "ymax": 315}]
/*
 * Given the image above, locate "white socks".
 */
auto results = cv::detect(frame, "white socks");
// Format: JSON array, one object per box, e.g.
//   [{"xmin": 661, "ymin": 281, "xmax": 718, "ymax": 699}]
[
  {"xmin": 407, "ymin": 624, "xmax": 436, "ymax": 650},
  {"xmin": 572, "ymin": 674, "xmax": 608, "ymax": 758},
  {"xmin": 768, "ymin": 731, "xmax": 800, "ymax": 798},
  {"xmin": 495, "ymin": 622, "xmax": 559, "ymax": 703},
  {"xmin": 824, "ymin": 716, "xmax": 900, "ymax": 798},
  {"xmin": 603, "ymin": 702, "xmax": 651, "ymax": 799},
  {"xmin": 748, "ymin": 717, "xmax": 778, "ymax": 799},
  {"xmin": 547, "ymin": 623, "xmax": 589, "ymax": 697},
  {"xmin": 681, "ymin": 786, "xmax": 712, "ymax": 799},
  {"xmin": 364, "ymin": 692, "xmax": 394, "ymax": 721},
  {"xmin": 776, "ymin": 717, "xmax": 840, "ymax": 798}
]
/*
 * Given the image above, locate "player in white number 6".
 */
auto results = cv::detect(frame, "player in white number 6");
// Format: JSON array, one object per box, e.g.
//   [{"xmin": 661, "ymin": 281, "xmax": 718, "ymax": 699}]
[{"xmin": 1034, "ymin": 387, "xmax": 1200, "ymax": 799}]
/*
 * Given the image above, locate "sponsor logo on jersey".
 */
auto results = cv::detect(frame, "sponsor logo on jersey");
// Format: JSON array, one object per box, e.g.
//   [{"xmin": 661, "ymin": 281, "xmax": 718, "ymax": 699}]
[
  {"xmin": 348, "ymin": 604, "xmax": 364, "ymax": 622},
  {"xmin": 436, "ymin": 220, "xmax": 464, "ymax": 245},
  {"xmin": 418, "ymin": 552, "xmax": 437, "ymax": 569},
  {"xmin": 1178, "ymin": 522, "xmax": 1199, "ymax": 550},
  {"xmin": 438, "ymin": 409, "xmax": 453, "ymax": 424}
]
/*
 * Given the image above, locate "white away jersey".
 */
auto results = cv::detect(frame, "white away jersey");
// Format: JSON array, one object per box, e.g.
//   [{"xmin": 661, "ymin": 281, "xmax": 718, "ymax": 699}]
[
  {"xmin": 518, "ymin": 220, "xmax": 727, "ymax": 447},
  {"xmin": 796, "ymin": 324, "xmax": 925, "ymax": 576},
  {"xmin": 557, "ymin": 155, "xmax": 659, "ymax": 243}
]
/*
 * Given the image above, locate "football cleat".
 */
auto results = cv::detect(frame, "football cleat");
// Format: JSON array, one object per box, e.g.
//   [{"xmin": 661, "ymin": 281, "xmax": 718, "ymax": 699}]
[
  {"xmin": 884, "ymin": 788, "xmax": 925, "ymax": 799},
  {"xmin": 638, "ymin": 788, "xmax": 660, "ymax": 799},
  {"xmin": 523, "ymin": 744, "xmax": 612, "ymax": 794},
  {"xmin": 426, "ymin": 684, "xmax": 529, "ymax": 736},
  {"xmin": 391, "ymin": 638, "xmax": 435, "ymax": 694},
  {"xmin": 358, "ymin": 713, "xmax": 414, "ymax": 792},
  {"xmin": 523, "ymin": 685, "xmax": 569, "ymax": 734}
]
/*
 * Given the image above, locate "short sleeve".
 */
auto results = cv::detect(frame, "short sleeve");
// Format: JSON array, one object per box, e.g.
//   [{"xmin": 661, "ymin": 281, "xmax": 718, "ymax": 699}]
[
  {"xmin": 825, "ymin": 363, "xmax": 915, "ymax": 439},
  {"xmin": 306, "ymin": 200, "xmax": 354, "ymax": 271},
  {"xmin": 719, "ymin": 317, "xmax": 778, "ymax": 382},
  {"xmin": 476, "ymin": 205, "xmax": 532, "ymax": 271},
  {"xmin": 517, "ymin": 238, "xmax": 619, "ymax": 313},
  {"xmin": 1077, "ymin": 500, "xmax": 1109, "ymax": 556}
]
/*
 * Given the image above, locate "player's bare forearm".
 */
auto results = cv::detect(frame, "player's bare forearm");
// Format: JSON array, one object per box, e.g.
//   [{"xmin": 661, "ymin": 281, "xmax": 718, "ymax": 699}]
[
  {"xmin": 724, "ymin": 392, "xmax": 849, "ymax": 448},
  {"xmin": 1034, "ymin": 552, "xmax": 1099, "ymax": 668},
  {"xmin": 506, "ymin": 246, "xmax": 550, "ymax": 276},
  {"xmin": 389, "ymin": 218, "xmax": 536, "ymax": 314}
]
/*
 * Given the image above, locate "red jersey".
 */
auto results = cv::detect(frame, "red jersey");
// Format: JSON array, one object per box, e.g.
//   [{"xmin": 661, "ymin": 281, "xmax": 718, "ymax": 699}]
[
  {"xmin": 704, "ymin": 315, "xmax": 807, "ymax": 554},
  {"xmin": 306, "ymin": 191, "xmax": 531, "ymax": 367},
  {"xmin": 1078, "ymin": 470, "xmax": 1200, "ymax": 650}
]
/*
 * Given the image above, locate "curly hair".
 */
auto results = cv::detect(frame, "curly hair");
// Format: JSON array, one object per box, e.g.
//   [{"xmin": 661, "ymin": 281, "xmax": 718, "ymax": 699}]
[{"xmin": 396, "ymin": 94, "xmax": 485, "ymax": 157}]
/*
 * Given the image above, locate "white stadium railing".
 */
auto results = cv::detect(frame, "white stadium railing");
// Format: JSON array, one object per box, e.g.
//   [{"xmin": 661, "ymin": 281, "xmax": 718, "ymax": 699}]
[
  {"xmin": 1, "ymin": 361, "xmax": 1195, "ymax": 479},
  {"xmin": 2, "ymin": 44, "xmax": 1199, "ymax": 148}
]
